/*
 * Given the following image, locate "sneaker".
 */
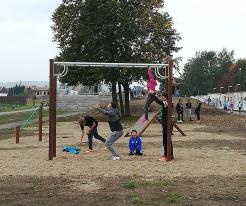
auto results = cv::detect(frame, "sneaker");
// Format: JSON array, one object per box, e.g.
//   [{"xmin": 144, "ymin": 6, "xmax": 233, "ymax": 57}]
[
  {"xmin": 112, "ymin": 156, "xmax": 121, "ymax": 160},
  {"xmin": 85, "ymin": 149, "xmax": 93, "ymax": 153},
  {"xmin": 128, "ymin": 152, "xmax": 134, "ymax": 155},
  {"xmin": 159, "ymin": 156, "xmax": 168, "ymax": 161},
  {"xmin": 135, "ymin": 152, "xmax": 143, "ymax": 156}
]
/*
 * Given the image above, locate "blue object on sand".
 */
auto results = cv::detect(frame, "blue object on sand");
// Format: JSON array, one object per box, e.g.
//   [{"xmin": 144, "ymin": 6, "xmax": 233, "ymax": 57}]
[{"xmin": 63, "ymin": 146, "xmax": 80, "ymax": 154}]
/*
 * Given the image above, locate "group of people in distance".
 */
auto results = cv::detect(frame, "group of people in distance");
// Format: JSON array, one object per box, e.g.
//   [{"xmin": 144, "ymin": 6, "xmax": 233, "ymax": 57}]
[
  {"xmin": 78, "ymin": 67, "xmax": 173, "ymax": 161},
  {"xmin": 176, "ymin": 98, "xmax": 202, "ymax": 123},
  {"xmin": 223, "ymin": 97, "xmax": 244, "ymax": 114}
]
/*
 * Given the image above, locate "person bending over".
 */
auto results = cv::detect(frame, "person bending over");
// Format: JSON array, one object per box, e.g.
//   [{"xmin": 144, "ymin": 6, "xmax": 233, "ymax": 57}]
[{"xmin": 79, "ymin": 116, "xmax": 106, "ymax": 153}]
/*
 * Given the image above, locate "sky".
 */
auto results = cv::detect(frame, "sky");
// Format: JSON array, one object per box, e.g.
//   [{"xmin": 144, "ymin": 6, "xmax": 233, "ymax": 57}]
[{"xmin": 0, "ymin": 0, "xmax": 246, "ymax": 82}]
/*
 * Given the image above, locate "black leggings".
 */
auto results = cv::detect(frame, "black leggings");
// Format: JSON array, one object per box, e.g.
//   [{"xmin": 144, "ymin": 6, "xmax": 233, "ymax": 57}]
[
  {"xmin": 239, "ymin": 107, "xmax": 242, "ymax": 113},
  {"xmin": 177, "ymin": 112, "xmax": 184, "ymax": 121},
  {"xmin": 196, "ymin": 112, "xmax": 200, "ymax": 120},
  {"xmin": 88, "ymin": 127, "xmax": 106, "ymax": 150},
  {"xmin": 144, "ymin": 93, "xmax": 162, "ymax": 120},
  {"xmin": 162, "ymin": 120, "xmax": 173, "ymax": 157}
]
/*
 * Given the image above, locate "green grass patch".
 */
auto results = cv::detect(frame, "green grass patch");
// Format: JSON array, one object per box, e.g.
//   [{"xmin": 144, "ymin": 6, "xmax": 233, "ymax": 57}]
[
  {"xmin": 0, "ymin": 104, "xmax": 33, "ymax": 112},
  {"xmin": 0, "ymin": 112, "xmax": 29, "ymax": 125},
  {"xmin": 121, "ymin": 182, "xmax": 137, "ymax": 190},
  {"xmin": 166, "ymin": 193, "xmax": 183, "ymax": 203},
  {"xmin": 0, "ymin": 109, "xmax": 65, "ymax": 125},
  {"xmin": 129, "ymin": 196, "xmax": 144, "ymax": 205}
]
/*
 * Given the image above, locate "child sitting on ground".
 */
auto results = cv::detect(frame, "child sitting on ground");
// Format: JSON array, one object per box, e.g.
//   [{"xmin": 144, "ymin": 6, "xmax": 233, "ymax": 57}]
[{"xmin": 128, "ymin": 130, "xmax": 143, "ymax": 156}]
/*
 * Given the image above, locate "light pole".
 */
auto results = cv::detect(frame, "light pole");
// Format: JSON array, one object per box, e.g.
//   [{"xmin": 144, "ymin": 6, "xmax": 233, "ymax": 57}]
[
  {"xmin": 239, "ymin": 68, "xmax": 242, "ymax": 90},
  {"xmin": 227, "ymin": 85, "xmax": 232, "ymax": 93},
  {"xmin": 213, "ymin": 88, "xmax": 216, "ymax": 93},
  {"xmin": 235, "ymin": 83, "xmax": 240, "ymax": 92},
  {"xmin": 220, "ymin": 86, "xmax": 224, "ymax": 93}
]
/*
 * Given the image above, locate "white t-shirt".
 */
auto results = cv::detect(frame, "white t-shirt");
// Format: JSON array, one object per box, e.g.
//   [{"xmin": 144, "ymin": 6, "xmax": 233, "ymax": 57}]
[{"xmin": 238, "ymin": 101, "xmax": 243, "ymax": 108}]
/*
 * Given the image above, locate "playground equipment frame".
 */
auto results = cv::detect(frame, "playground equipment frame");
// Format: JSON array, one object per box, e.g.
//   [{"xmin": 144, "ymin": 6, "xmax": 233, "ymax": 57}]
[
  {"xmin": 49, "ymin": 59, "xmax": 173, "ymax": 161},
  {"xmin": 15, "ymin": 103, "xmax": 43, "ymax": 143}
]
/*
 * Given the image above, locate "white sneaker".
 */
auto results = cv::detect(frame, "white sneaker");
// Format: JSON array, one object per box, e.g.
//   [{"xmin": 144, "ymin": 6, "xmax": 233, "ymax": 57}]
[{"xmin": 112, "ymin": 156, "xmax": 121, "ymax": 160}]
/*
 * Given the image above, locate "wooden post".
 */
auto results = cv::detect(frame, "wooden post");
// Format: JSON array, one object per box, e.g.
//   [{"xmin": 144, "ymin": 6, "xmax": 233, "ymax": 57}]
[
  {"xmin": 39, "ymin": 102, "xmax": 43, "ymax": 141},
  {"xmin": 167, "ymin": 60, "xmax": 173, "ymax": 161},
  {"xmin": 49, "ymin": 59, "xmax": 54, "ymax": 160},
  {"xmin": 16, "ymin": 126, "xmax": 20, "ymax": 144}
]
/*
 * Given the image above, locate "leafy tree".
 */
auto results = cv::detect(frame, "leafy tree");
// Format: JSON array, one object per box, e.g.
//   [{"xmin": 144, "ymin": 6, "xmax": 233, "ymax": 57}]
[
  {"xmin": 7, "ymin": 85, "xmax": 25, "ymax": 96},
  {"xmin": 51, "ymin": 0, "xmax": 181, "ymax": 116},
  {"xmin": 235, "ymin": 59, "xmax": 246, "ymax": 91},
  {"xmin": 180, "ymin": 49, "xmax": 235, "ymax": 96}
]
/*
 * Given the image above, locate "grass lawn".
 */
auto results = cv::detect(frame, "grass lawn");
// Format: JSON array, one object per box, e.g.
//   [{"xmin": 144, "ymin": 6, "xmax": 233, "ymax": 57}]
[
  {"xmin": 0, "ymin": 99, "xmax": 47, "ymax": 112},
  {"xmin": 0, "ymin": 109, "xmax": 66, "ymax": 125},
  {"xmin": 0, "ymin": 104, "xmax": 33, "ymax": 112}
]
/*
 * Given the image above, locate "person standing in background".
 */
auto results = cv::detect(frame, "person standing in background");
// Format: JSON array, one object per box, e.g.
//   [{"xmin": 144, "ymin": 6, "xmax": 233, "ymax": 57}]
[
  {"xmin": 195, "ymin": 101, "xmax": 202, "ymax": 124},
  {"xmin": 238, "ymin": 97, "xmax": 243, "ymax": 113},
  {"xmin": 176, "ymin": 99, "xmax": 184, "ymax": 123},
  {"xmin": 185, "ymin": 99, "xmax": 192, "ymax": 121}
]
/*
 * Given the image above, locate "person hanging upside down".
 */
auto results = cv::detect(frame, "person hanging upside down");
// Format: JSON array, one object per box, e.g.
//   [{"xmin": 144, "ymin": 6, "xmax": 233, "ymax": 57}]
[
  {"xmin": 79, "ymin": 116, "xmax": 106, "ymax": 153},
  {"xmin": 144, "ymin": 67, "xmax": 163, "ymax": 122},
  {"xmin": 128, "ymin": 130, "xmax": 143, "ymax": 156}
]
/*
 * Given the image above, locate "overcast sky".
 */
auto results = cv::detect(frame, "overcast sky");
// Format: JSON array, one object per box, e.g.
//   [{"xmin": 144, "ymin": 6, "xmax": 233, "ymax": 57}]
[{"xmin": 0, "ymin": 0, "xmax": 245, "ymax": 82}]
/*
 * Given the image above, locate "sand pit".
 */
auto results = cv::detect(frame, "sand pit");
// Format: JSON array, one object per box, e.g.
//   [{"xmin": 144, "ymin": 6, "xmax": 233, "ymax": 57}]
[{"xmin": 0, "ymin": 122, "xmax": 245, "ymax": 179}]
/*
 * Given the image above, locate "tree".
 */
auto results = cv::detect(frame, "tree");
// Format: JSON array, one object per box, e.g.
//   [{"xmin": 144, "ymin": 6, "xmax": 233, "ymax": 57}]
[
  {"xmin": 180, "ymin": 49, "xmax": 235, "ymax": 96},
  {"xmin": 51, "ymin": 0, "xmax": 181, "ymax": 116},
  {"xmin": 235, "ymin": 59, "xmax": 246, "ymax": 91}
]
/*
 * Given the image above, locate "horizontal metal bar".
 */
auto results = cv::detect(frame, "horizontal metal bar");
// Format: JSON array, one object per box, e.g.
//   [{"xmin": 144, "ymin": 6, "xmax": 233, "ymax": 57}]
[{"xmin": 54, "ymin": 62, "xmax": 168, "ymax": 68}]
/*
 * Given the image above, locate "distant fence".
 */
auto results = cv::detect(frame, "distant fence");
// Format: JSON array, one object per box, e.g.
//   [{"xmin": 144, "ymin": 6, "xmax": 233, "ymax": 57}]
[
  {"xmin": 57, "ymin": 93, "xmax": 113, "ymax": 112},
  {"xmin": 0, "ymin": 96, "xmax": 27, "ymax": 105}
]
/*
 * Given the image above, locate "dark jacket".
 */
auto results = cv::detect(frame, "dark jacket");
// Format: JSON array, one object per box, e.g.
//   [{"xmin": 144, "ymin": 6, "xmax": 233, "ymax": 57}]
[
  {"xmin": 195, "ymin": 102, "xmax": 202, "ymax": 114},
  {"xmin": 176, "ymin": 102, "xmax": 183, "ymax": 113},
  {"xmin": 98, "ymin": 108, "xmax": 123, "ymax": 131}
]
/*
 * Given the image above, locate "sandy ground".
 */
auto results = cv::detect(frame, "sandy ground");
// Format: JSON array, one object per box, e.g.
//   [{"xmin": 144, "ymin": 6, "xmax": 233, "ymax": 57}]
[{"xmin": 1, "ymin": 122, "xmax": 245, "ymax": 181}]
